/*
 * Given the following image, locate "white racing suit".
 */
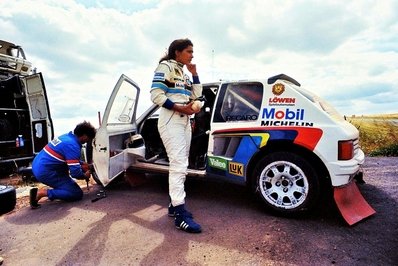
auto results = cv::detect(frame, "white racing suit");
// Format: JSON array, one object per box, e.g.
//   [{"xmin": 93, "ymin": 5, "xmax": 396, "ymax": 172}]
[{"xmin": 150, "ymin": 59, "xmax": 202, "ymax": 207}]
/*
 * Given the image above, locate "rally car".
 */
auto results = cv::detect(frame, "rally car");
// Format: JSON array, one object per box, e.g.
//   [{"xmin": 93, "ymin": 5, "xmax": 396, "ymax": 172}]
[{"xmin": 91, "ymin": 73, "xmax": 375, "ymax": 225}]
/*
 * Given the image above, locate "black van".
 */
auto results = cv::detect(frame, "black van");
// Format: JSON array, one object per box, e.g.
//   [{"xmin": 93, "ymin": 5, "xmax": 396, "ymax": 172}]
[{"xmin": 0, "ymin": 40, "xmax": 53, "ymax": 173}]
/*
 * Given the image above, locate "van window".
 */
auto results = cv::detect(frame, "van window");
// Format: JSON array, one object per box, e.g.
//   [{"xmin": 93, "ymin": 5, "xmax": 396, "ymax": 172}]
[{"xmin": 213, "ymin": 82, "xmax": 263, "ymax": 122}]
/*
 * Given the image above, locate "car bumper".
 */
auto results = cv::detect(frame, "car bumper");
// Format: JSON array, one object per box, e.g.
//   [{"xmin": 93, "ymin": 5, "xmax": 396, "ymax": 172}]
[{"xmin": 327, "ymin": 148, "xmax": 365, "ymax": 187}]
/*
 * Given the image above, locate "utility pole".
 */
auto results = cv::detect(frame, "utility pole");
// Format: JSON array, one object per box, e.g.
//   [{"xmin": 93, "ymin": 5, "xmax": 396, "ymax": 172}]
[{"xmin": 212, "ymin": 49, "xmax": 214, "ymax": 80}]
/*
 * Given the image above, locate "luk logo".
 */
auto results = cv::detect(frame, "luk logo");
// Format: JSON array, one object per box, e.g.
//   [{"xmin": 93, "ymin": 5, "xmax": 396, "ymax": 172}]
[
  {"xmin": 229, "ymin": 162, "xmax": 244, "ymax": 176},
  {"xmin": 261, "ymin": 108, "xmax": 305, "ymax": 120},
  {"xmin": 208, "ymin": 157, "xmax": 227, "ymax": 170}
]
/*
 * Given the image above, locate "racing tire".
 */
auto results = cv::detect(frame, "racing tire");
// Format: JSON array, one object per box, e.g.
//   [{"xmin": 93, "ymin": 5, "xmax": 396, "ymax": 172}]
[
  {"xmin": 91, "ymin": 171, "xmax": 104, "ymax": 187},
  {"xmin": 252, "ymin": 151, "xmax": 320, "ymax": 216},
  {"xmin": 0, "ymin": 185, "xmax": 17, "ymax": 215}
]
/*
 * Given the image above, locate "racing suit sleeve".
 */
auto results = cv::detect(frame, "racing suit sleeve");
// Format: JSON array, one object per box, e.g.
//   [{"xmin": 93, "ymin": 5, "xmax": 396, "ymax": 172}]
[
  {"xmin": 190, "ymin": 76, "xmax": 202, "ymax": 100},
  {"xmin": 150, "ymin": 62, "xmax": 174, "ymax": 109},
  {"xmin": 65, "ymin": 144, "xmax": 86, "ymax": 179}
]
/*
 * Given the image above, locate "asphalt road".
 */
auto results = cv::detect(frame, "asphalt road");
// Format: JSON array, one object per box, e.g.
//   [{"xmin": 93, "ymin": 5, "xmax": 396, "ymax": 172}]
[{"xmin": 0, "ymin": 157, "xmax": 397, "ymax": 265}]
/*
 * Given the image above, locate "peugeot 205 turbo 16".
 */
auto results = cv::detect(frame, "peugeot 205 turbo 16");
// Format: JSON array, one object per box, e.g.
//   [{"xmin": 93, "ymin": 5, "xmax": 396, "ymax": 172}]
[{"xmin": 90, "ymin": 73, "xmax": 375, "ymax": 225}]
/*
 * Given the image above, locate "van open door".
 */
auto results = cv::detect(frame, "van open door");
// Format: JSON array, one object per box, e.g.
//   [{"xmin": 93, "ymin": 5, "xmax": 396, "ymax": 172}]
[
  {"xmin": 24, "ymin": 73, "xmax": 54, "ymax": 154},
  {"xmin": 92, "ymin": 74, "xmax": 140, "ymax": 186}
]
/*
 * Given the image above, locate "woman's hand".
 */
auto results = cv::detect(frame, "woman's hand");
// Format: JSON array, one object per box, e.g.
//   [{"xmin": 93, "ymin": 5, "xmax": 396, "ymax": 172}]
[
  {"xmin": 186, "ymin": 63, "xmax": 198, "ymax": 76},
  {"xmin": 174, "ymin": 102, "xmax": 199, "ymax": 115}
]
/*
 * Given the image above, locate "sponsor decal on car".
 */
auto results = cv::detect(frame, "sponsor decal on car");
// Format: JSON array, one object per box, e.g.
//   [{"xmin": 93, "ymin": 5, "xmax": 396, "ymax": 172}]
[
  {"xmin": 208, "ymin": 156, "xmax": 228, "ymax": 171},
  {"xmin": 229, "ymin": 162, "xmax": 244, "ymax": 176},
  {"xmin": 268, "ymin": 97, "xmax": 296, "ymax": 106},
  {"xmin": 262, "ymin": 120, "xmax": 314, "ymax": 126},
  {"xmin": 261, "ymin": 107, "xmax": 314, "ymax": 127},
  {"xmin": 263, "ymin": 108, "xmax": 305, "ymax": 120},
  {"xmin": 225, "ymin": 114, "xmax": 258, "ymax": 121},
  {"xmin": 270, "ymin": 83, "xmax": 296, "ymax": 106},
  {"xmin": 272, "ymin": 83, "xmax": 285, "ymax": 96}
]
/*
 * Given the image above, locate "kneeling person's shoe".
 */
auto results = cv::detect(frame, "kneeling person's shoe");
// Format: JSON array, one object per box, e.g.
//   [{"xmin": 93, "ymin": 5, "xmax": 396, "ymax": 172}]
[{"xmin": 29, "ymin": 187, "xmax": 41, "ymax": 209}]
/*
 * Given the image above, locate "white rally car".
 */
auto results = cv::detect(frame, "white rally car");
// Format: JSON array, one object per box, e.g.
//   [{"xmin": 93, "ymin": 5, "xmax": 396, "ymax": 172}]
[{"xmin": 91, "ymin": 74, "xmax": 375, "ymax": 225}]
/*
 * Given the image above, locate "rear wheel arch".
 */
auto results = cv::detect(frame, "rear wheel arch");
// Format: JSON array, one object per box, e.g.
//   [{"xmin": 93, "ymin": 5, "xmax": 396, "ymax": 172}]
[{"xmin": 246, "ymin": 142, "xmax": 331, "ymax": 215}]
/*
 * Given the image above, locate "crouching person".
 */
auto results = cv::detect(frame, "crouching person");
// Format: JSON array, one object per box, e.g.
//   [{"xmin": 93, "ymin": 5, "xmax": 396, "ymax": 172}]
[{"xmin": 30, "ymin": 121, "xmax": 96, "ymax": 209}]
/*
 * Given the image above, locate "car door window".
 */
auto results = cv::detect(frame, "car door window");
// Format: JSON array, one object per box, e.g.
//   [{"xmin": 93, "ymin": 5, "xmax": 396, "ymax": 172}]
[
  {"xmin": 214, "ymin": 82, "xmax": 263, "ymax": 122},
  {"xmin": 107, "ymin": 80, "xmax": 138, "ymax": 124}
]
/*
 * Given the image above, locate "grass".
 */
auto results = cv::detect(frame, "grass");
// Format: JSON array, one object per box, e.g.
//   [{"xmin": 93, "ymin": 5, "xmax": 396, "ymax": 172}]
[{"xmin": 348, "ymin": 114, "xmax": 398, "ymax": 156}]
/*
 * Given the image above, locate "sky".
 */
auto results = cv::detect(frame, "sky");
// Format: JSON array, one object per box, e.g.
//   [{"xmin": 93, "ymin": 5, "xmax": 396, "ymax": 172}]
[{"xmin": 1, "ymin": 0, "xmax": 397, "ymax": 136}]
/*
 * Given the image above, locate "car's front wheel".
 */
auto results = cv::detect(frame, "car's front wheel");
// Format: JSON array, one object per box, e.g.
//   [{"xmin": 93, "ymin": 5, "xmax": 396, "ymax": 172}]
[{"xmin": 253, "ymin": 151, "xmax": 320, "ymax": 215}]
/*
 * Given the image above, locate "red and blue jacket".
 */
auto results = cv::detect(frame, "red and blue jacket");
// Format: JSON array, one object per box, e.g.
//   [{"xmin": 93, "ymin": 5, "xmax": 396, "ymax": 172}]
[{"xmin": 33, "ymin": 132, "xmax": 85, "ymax": 179}]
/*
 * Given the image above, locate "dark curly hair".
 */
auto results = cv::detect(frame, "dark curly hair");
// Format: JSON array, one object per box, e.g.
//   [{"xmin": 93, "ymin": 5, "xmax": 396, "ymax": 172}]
[
  {"xmin": 159, "ymin": 38, "xmax": 193, "ymax": 63},
  {"xmin": 73, "ymin": 121, "xmax": 96, "ymax": 139}
]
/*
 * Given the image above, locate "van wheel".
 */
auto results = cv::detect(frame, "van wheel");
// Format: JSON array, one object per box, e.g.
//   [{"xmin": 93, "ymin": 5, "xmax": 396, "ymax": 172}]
[
  {"xmin": 252, "ymin": 152, "xmax": 320, "ymax": 216},
  {"xmin": 0, "ymin": 185, "xmax": 17, "ymax": 215}
]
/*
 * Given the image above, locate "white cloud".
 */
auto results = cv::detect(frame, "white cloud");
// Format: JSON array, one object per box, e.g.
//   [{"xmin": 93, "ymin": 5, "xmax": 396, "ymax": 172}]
[{"xmin": 1, "ymin": 0, "xmax": 397, "ymax": 134}]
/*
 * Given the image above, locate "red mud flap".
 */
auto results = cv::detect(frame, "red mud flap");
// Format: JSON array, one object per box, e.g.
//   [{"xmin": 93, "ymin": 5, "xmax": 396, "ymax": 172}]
[{"xmin": 334, "ymin": 181, "xmax": 376, "ymax": 226}]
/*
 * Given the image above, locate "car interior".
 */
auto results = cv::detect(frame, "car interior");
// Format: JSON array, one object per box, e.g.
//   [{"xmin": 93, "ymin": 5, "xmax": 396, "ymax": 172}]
[{"xmin": 136, "ymin": 85, "xmax": 217, "ymax": 170}]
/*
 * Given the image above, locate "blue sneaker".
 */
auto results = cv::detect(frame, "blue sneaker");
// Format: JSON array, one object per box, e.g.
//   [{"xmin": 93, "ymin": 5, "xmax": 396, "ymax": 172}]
[
  {"xmin": 168, "ymin": 203, "xmax": 193, "ymax": 218},
  {"xmin": 174, "ymin": 204, "xmax": 201, "ymax": 233}
]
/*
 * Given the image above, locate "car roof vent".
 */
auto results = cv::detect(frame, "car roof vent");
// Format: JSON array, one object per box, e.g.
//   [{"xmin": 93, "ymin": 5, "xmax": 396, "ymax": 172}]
[{"xmin": 267, "ymin": 74, "xmax": 301, "ymax": 87}]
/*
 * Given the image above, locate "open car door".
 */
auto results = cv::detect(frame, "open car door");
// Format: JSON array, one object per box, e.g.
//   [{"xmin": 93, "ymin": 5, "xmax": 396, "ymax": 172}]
[{"xmin": 92, "ymin": 74, "xmax": 140, "ymax": 186}]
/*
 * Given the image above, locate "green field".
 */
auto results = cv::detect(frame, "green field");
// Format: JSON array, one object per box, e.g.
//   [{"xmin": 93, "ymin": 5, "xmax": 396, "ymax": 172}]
[{"xmin": 348, "ymin": 114, "xmax": 398, "ymax": 156}]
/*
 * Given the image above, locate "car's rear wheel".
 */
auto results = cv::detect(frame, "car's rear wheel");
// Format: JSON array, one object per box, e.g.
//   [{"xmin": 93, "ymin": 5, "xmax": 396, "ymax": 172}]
[{"xmin": 253, "ymin": 151, "xmax": 320, "ymax": 215}]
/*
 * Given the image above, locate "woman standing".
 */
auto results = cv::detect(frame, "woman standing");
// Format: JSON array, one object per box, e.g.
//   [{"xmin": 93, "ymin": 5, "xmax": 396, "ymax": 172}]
[{"xmin": 150, "ymin": 39, "xmax": 202, "ymax": 233}]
